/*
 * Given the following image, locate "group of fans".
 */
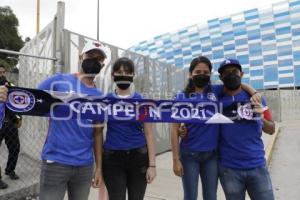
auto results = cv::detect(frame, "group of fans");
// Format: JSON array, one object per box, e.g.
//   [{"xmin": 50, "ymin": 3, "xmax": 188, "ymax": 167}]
[{"xmin": 0, "ymin": 40, "xmax": 275, "ymax": 200}]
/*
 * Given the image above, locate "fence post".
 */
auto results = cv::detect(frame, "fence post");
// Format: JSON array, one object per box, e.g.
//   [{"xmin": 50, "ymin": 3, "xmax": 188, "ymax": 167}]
[{"xmin": 54, "ymin": 1, "xmax": 65, "ymax": 73}]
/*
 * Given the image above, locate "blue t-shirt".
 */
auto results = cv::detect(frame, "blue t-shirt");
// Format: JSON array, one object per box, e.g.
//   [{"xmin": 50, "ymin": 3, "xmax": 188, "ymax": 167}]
[
  {"xmin": 104, "ymin": 92, "xmax": 146, "ymax": 150},
  {"xmin": 219, "ymin": 89, "xmax": 267, "ymax": 169},
  {"xmin": 38, "ymin": 73, "xmax": 102, "ymax": 166},
  {"xmin": 175, "ymin": 85, "xmax": 222, "ymax": 152}
]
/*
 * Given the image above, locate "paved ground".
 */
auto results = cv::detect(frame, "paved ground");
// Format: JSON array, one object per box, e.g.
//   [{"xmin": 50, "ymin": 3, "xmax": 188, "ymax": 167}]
[
  {"xmin": 0, "ymin": 146, "xmax": 40, "ymax": 200},
  {"xmin": 88, "ymin": 132, "xmax": 274, "ymax": 200},
  {"xmin": 269, "ymin": 125, "xmax": 300, "ymax": 200},
  {"xmin": 143, "ymin": 151, "xmax": 227, "ymax": 200},
  {"xmin": 2, "ymin": 121, "xmax": 298, "ymax": 200}
]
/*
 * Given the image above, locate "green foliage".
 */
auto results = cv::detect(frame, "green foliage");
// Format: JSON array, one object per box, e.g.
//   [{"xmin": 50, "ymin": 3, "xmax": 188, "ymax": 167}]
[
  {"xmin": 0, "ymin": 58, "xmax": 10, "ymax": 69},
  {"xmin": 0, "ymin": 6, "xmax": 24, "ymax": 69}
]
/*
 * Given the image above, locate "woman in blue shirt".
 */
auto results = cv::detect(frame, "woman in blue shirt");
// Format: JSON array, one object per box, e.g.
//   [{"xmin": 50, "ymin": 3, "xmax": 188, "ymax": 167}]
[
  {"xmin": 100, "ymin": 57, "xmax": 156, "ymax": 200},
  {"xmin": 171, "ymin": 56, "xmax": 220, "ymax": 200}
]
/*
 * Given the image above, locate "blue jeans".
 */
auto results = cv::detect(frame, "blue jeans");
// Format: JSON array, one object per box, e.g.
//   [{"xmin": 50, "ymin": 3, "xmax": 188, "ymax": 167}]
[
  {"xmin": 218, "ymin": 165, "xmax": 274, "ymax": 200},
  {"xmin": 39, "ymin": 161, "xmax": 93, "ymax": 200},
  {"xmin": 180, "ymin": 149, "xmax": 218, "ymax": 200}
]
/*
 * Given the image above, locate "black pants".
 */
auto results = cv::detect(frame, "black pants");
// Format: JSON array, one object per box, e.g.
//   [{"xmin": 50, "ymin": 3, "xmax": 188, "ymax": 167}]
[
  {"xmin": 102, "ymin": 147, "xmax": 149, "ymax": 200},
  {"xmin": 0, "ymin": 123, "xmax": 20, "ymax": 175}
]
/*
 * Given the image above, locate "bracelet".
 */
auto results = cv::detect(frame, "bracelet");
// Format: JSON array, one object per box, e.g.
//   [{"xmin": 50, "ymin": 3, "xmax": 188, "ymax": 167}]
[{"xmin": 148, "ymin": 165, "xmax": 156, "ymax": 168}]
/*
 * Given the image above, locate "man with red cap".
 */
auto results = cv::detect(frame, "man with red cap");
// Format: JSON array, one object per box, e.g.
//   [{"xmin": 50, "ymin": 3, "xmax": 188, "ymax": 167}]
[{"xmin": 37, "ymin": 40, "xmax": 107, "ymax": 200}]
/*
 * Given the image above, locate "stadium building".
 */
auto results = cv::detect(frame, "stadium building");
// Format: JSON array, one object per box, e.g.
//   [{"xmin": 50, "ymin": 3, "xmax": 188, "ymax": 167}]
[{"xmin": 130, "ymin": 0, "xmax": 300, "ymax": 89}]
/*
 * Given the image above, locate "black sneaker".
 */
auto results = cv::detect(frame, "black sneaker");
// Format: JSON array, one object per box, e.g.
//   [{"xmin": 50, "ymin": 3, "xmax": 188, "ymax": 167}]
[
  {"xmin": 0, "ymin": 179, "xmax": 8, "ymax": 189},
  {"xmin": 5, "ymin": 171, "xmax": 19, "ymax": 180}
]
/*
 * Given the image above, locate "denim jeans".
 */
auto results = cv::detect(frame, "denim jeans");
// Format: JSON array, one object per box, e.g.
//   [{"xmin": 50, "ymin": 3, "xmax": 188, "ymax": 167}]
[
  {"xmin": 180, "ymin": 149, "xmax": 218, "ymax": 200},
  {"xmin": 39, "ymin": 161, "xmax": 93, "ymax": 200},
  {"xmin": 102, "ymin": 147, "xmax": 148, "ymax": 200},
  {"xmin": 218, "ymin": 165, "xmax": 274, "ymax": 200}
]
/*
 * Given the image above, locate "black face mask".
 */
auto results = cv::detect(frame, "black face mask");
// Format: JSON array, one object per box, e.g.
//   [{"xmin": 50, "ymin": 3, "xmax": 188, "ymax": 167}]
[
  {"xmin": 0, "ymin": 76, "xmax": 7, "ymax": 85},
  {"xmin": 81, "ymin": 58, "xmax": 102, "ymax": 75},
  {"xmin": 192, "ymin": 74, "xmax": 210, "ymax": 88},
  {"xmin": 223, "ymin": 73, "xmax": 242, "ymax": 90},
  {"xmin": 114, "ymin": 75, "xmax": 133, "ymax": 90}
]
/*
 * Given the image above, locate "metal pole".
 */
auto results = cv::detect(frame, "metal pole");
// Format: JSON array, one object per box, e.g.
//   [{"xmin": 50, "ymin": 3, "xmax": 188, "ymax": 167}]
[
  {"xmin": 97, "ymin": 0, "xmax": 99, "ymax": 40},
  {"xmin": 37, "ymin": 0, "xmax": 40, "ymax": 34},
  {"xmin": 0, "ymin": 49, "xmax": 57, "ymax": 61}
]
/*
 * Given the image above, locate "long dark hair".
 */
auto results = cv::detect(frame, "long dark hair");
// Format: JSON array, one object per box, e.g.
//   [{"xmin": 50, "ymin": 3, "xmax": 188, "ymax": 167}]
[{"xmin": 183, "ymin": 56, "xmax": 212, "ymax": 97}]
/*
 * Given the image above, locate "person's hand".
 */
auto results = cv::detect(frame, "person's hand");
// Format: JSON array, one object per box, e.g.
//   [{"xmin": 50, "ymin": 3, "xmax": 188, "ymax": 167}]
[
  {"xmin": 253, "ymin": 103, "xmax": 264, "ymax": 117},
  {"xmin": 16, "ymin": 120, "xmax": 22, "ymax": 128},
  {"xmin": 92, "ymin": 167, "xmax": 103, "ymax": 188},
  {"xmin": 250, "ymin": 92, "xmax": 261, "ymax": 105},
  {"xmin": 178, "ymin": 124, "xmax": 187, "ymax": 138},
  {"xmin": 0, "ymin": 85, "xmax": 8, "ymax": 102},
  {"xmin": 173, "ymin": 159, "xmax": 184, "ymax": 177},
  {"xmin": 146, "ymin": 167, "xmax": 156, "ymax": 183}
]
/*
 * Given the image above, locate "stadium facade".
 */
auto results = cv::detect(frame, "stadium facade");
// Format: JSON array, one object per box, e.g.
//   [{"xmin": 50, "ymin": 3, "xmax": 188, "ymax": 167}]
[{"xmin": 130, "ymin": 0, "xmax": 300, "ymax": 89}]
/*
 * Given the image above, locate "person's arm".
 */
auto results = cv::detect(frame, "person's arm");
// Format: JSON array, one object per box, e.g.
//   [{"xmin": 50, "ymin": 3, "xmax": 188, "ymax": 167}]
[
  {"xmin": 16, "ymin": 115, "xmax": 22, "ymax": 128},
  {"xmin": 144, "ymin": 123, "xmax": 157, "ymax": 183},
  {"xmin": 241, "ymin": 83, "xmax": 261, "ymax": 105},
  {"xmin": 241, "ymin": 83, "xmax": 257, "ymax": 95},
  {"xmin": 262, "ymin": 118, "xmax": 275, "ymax": 135},
  {"xmin": 261, "ymin": 100, "xmax": 275, "ymax": 134},
  {"xmin": 171, "ymin": 123, "xmax": 184, "ymax": 177},
  {"xmin": 178, "ymin": 124, "xmax": 187, "ymax": 138},
  {"xmin": 0, "ymin": 85, "xmax": 8, "ymax": 102},
  {"xmin": 92, "ymin": 123, "xmax": 104, "ymax": 188},
  {"xmin": 253, "ymin": 97, "xmax": 276, "ymax": 135}
]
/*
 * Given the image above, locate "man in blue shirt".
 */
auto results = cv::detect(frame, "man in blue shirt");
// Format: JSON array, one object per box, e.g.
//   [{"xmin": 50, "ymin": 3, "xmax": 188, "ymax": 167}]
[
  {"xmin": 38, "ymin": 40, "xmax": 107, "ymax": 200},
  {"xmin": 218, "ymin": 59, "xmax": 275, "ymax": 200}
]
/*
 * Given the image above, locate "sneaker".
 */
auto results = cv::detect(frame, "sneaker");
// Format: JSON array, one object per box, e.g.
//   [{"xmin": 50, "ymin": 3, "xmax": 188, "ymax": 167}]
[
  {"xmin": 5, "ymin": 171, "xmax": 19, "ymax": 180},
  {"xmin": 0, "ymin": 179, "xmax": 8, "ymax": 189}
]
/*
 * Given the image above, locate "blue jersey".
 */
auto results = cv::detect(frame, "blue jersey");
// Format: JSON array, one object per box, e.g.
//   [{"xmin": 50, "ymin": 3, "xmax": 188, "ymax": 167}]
[
  {"xmin": 104, "ymin": 92, "xmax": 146, "ymax": 150},
  {"xmin": 176, "ymin": 85, "xmax": 222, "ymax": 152},
  {"xmin": 38, "ymin": 73, "xmax": 102, "ymax": 166},
  {"xmin": 219, "ymin": 89, "xmax": 268, "ymax": 169}
]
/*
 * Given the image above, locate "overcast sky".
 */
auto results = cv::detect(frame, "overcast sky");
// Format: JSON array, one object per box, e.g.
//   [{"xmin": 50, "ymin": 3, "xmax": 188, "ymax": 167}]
[{"xmin": 2, "ymin": 0, "xmax": 281, "ymax": 49}]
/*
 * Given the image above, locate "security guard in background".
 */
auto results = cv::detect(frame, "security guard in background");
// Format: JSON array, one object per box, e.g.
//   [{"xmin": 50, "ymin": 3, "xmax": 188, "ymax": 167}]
[{"xmin": 0, "ymin": 64, "xmax": 21, "ymax": 190}]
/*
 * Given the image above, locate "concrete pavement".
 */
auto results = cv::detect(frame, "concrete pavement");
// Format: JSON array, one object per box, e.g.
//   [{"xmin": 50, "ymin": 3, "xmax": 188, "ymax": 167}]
[
  {"xmin": 269, "ymin": 125, "xmax": 300, "ymax": 200},
  {"xmin": 1, "ymin": 120, "xmax": 295, "ymax": 200},
  {"xmin": 88, "ymin": 122, "xmax": 281, "ymax": 200}
]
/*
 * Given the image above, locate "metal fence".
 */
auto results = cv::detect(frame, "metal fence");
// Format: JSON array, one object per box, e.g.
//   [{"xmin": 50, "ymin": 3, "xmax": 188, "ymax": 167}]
[
  {"xmin": 0, "ymin": 1, "xmax": 177, "ymax": 199},
  {"xmin": 0, "ymin": 2, "xmax": 60, "ymax": 199}
]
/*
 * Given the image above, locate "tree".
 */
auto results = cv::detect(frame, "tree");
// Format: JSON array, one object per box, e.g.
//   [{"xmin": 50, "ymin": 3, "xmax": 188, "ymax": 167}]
[{"xmin": 0, "ymin": 6, "xmax": 24, "ymax": 69}]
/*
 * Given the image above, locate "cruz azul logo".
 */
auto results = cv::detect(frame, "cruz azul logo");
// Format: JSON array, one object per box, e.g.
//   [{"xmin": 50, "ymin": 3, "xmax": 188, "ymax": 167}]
[
  {"xmin": 6, "ymin": 89, "xmax": 36, "ymax": 112},
  {"xmin": 237, "ymin": 103, "xmax": 253, "ymax": 120}
]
